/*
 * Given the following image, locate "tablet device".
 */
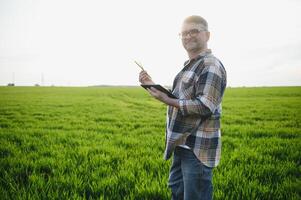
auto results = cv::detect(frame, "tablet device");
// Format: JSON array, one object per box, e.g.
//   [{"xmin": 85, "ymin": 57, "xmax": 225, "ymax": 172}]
[{"xmin": 141, "ymin": 84, "xmax": 177, "ymax": 99}]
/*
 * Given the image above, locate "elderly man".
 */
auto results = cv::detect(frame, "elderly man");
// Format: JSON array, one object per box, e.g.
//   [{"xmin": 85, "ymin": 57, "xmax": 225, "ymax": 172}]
[{"xmin": 139, "ymin": 15, "xmax": 227, "ymax": 200}]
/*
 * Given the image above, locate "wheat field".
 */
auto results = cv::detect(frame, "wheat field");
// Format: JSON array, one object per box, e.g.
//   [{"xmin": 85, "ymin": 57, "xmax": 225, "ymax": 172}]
[{"xmin": 0, "ymin": 86, "xmax": 300, "ymax": 199}]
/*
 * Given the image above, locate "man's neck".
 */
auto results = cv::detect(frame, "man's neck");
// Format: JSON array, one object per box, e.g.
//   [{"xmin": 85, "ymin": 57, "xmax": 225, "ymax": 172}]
[{"xmin": 188, "ymin": 48, "xmax": 208, "ymax": 60}]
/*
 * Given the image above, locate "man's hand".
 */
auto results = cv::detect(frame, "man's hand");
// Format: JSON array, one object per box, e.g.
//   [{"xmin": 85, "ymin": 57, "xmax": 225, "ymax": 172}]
[
  {"xmin": 138, "ymin": 71, "xmax": 179, "ymax": 108},
  {"xmin": 147, "ymin": 87, "xmax": 180, "ymax": 108},
  {"xmin": 147, "ymin": 87, "xmax": 169, "ymax": 102},
  {"xmin": 139, "ymin": 71, "xmax": 154, "ymax": 85}
]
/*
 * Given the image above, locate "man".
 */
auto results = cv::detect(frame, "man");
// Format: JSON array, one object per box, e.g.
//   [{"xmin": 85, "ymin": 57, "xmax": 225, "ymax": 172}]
[{"xmin": 139, "ymin": 15, "xmax": 227, "ymax": 200}]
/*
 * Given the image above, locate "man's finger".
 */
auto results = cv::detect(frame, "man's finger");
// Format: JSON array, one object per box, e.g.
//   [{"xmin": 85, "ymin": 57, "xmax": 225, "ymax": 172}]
[
  {"xmin": 140, "ymin": 74, "xmax": 148, "ymax": 79},
  {"xmin": 147, "ymin": 88, "xmax": 154, "ymax": 95},
  {"xmin": 141, "ymin": 76, "xmax": 150, "ymax": 82},
  {"xmin": 139, "ymin": 71, "xmax": 148, "ymax": 76},
  {"xmin": 141, "ymin": 74, "xmax": 149, "ymax": 79},
  {"xmin": 150, "ymin": 87, "xmax": 159, "ymax": 93}
]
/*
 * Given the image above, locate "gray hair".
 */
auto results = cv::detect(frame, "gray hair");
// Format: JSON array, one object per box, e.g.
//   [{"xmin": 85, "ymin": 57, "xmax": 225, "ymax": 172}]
[{"xmin": 183, "ymin": 15, "xmax": 208, "ymax": 31}]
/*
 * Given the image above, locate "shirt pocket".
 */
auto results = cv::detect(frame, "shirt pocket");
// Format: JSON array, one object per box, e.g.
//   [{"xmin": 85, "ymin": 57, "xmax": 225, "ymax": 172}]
[
  {"xmin": 179, "ymin": 71, "xmax": 196, "ymax": 98},
  {"xmin": 181, "ymin": 71, "xmax": 195, "ymax": 83}
]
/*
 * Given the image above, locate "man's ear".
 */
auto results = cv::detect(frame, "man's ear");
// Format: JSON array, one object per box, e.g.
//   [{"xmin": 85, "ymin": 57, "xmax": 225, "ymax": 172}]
[{"xmin": 206, "ymin": 31, "xmax": 210, "ymax": 42}]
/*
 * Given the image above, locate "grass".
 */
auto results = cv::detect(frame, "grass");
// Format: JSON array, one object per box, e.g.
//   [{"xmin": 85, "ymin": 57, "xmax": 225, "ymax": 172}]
[{"xmin": 0, "ymin": 86, "xmax": 300, "ymax": 199}]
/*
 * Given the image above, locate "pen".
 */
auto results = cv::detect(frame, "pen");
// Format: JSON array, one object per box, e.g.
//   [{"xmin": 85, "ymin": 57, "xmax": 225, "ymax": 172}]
[{"xmin": 134, "ymin": 60, "xmax": 145, "ymax": 71}]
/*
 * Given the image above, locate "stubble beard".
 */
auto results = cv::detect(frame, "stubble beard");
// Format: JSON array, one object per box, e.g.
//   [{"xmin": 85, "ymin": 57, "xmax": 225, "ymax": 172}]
[{"xmin": 184, "ymin": 40, "xmax": 203, "ymax": 53}]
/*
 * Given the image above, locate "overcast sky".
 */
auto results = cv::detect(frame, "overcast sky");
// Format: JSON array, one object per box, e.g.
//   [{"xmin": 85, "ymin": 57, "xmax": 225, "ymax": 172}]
[{"xmin": 0, "ymin": 0, "xmax": 300, "ymax": 87}]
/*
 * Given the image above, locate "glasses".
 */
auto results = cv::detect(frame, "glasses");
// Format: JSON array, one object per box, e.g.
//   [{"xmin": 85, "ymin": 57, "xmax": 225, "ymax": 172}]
[{"xmin": 178, "ymin": 28, "xmax": 206, "ymax": 38}]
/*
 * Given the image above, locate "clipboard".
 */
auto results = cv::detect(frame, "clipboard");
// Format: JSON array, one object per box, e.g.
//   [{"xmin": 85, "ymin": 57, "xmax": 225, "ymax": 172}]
[{"xmin": 141, "ymin": 84, "xmax": 177, "ymax": 99}]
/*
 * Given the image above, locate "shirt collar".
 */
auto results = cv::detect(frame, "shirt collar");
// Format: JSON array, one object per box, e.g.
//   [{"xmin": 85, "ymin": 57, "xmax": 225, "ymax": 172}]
[{"xmin": 184, "ymin": 49, "xmax": 212, "ymax": 66}]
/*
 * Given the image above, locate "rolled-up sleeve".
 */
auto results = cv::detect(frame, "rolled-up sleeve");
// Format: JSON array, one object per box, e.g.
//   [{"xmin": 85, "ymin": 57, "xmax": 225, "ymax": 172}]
[{"xmin": 178, "ymin": 64, "xmax": 225, "ymax": 117}]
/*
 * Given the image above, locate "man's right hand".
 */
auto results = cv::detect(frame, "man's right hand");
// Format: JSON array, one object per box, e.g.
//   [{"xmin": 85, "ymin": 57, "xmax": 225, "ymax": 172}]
[{"xmin": 139, "ymin": 71, "xmax": 155, "ymax": 85}]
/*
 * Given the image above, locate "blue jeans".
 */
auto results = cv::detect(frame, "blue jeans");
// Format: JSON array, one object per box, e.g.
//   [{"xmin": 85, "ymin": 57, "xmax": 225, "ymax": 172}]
[{"xmin": 168, "ymin": 146, "xmax": 213, "ymax": 200}]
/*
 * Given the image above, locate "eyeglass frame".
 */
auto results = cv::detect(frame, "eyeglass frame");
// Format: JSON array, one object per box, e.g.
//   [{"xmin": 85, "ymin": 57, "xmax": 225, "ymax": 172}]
[{"xmin": 178, "ymin": 28, "xmax": 207, "ymax": 39}]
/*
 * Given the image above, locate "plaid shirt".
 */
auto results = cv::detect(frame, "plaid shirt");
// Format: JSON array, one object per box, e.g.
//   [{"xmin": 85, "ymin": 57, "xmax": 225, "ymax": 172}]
[{"xmin": 164, "ymin": 49, "xmax": 227, "ymax": 167}]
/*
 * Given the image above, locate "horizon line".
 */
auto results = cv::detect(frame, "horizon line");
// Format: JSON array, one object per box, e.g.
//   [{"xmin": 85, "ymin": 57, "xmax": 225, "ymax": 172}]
[{"xmin": 1, "ymin": 84, "xmax": 301, "ymax": 88}]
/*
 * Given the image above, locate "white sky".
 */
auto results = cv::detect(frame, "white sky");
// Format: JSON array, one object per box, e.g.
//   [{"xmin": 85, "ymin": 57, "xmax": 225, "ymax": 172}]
[{"xmin": 0, "ymin": 0, "xmax": 300, "ymax": 87}]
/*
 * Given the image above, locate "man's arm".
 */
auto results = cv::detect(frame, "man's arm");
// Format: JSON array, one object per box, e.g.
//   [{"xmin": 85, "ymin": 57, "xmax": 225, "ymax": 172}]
[
  {"xmin": 147, "ymin": 64, "xmax": 225, "ymax": 117},
  {"xmin": 178, "ymin": 65, "xmax": 225, "ymax": 117}
]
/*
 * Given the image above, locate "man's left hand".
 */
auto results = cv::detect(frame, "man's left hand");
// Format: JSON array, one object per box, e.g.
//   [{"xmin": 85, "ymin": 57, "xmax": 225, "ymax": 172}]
[
  {"xmin": 147, "ymin": 87, "xmax": 168, "ymax": 102},
  {"xmin": 146, "ymin": 87, "xmax": 180, "ymax": 108}
]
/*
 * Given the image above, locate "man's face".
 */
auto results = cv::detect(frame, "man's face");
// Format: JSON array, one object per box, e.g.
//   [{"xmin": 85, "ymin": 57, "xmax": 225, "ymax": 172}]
[{"xmin": 181, "ymin": 22, "xmax": 210, "ymax": 53}]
